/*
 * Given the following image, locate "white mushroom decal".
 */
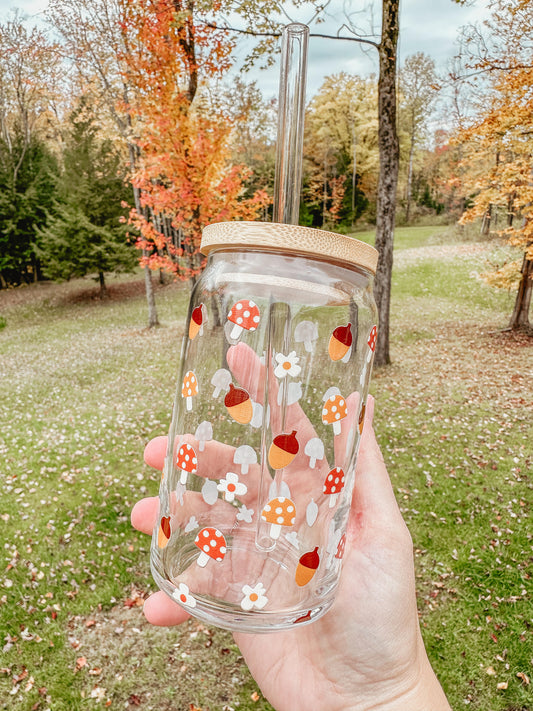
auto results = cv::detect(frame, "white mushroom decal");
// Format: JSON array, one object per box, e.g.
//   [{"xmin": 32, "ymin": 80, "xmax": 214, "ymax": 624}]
[
  {"xmin": 321, "ymin": 387, "xmax": 348, "ymax": 436},
  {"xmin": 211, "ymin": 368, "xmax": 232, "ymax": 398},
  {"xmin": 261, "ymin": 497, "xmax": 296, "ymax": 540},
  {"xmin": 323, "ymin": 467, "xmax": 345, "ymax": 507},
  {"xmin": 227, "ymin": 299, "xmax": 260, "ymax": 340},
  {"xmin": 176, "ymin": 443, "xmax": 198, "ymax": 485},
  {"xmin": 195, "ymin": 421, "xmax": 213, "ymax": 451},
  {"xmin": 233, "ymin": 445, "xmax": 257, "ymax": 474},
  {"xmin": 294, "ymin": 320, "xmax": 319, "ymax": 353},
  {"xmin": 181, "ymin": 370, "xmax": 198, "ymax": 411},
  {"xmin": 304, "ymin": 437, "xmax": 325, "ymax": 469},
  {"xmin": 194, "ymin": 527, "xmax": 227, "ymax": 567}
]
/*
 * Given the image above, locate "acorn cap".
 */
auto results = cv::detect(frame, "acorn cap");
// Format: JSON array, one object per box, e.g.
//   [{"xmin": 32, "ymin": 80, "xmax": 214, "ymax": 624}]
[
  {"xmin": 224, "ymin": 383, "xmax": 250, "ymax": 408},
  {"xmin": 272, "ymin": 430, "xmax": 299, "ymax": 455},
  {"xmin": 332, "ymin": 323, "xmax": 352, "ymax": 347}
]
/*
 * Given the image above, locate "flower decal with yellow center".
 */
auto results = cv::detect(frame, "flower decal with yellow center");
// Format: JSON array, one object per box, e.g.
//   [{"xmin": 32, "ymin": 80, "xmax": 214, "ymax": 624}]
[
  {"xmin": 240, "ymin": 582, "xmax": 268, "ymax": 611},
  {"xmin": 217, "ymin": 471, "xmax": 247, "ymax": 503},
  {"xmin": 274, "ymin": 351, "xmax": 301, "ymax": 379}
]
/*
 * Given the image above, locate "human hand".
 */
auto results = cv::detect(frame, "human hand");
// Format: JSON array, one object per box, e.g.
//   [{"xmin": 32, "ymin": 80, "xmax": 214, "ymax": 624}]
[{"xmin": 132, "ymin": 393, "xmax": 450, "ymax": 711}]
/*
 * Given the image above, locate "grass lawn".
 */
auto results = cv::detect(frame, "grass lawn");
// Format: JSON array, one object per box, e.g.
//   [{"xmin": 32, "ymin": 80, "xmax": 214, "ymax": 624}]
[{"xmin": 0, "ymin": 230, "xmax": 531, "ymax": 710}]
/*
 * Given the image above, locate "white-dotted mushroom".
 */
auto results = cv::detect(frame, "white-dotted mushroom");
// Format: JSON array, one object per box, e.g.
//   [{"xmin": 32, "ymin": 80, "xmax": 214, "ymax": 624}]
[
  {"xmin": 261, "ymin": 497, "xmax": 296, "ymax": 540},
  {"xmin": 304, "ymin": 437, "xmax": 325, "ymax": 469},
  {"xmin": 195, "ymin": 421, "xmax": 213, "ymax": 451},
  {"xmin": 367, "ymin": 325, "xmax": 377, "ymax": 362},
  {"xmin": 294, "ymin": 320, "xmax": 319, "ymax": 353},
  {"xmin": 233, "ymin": 445, "xmax": 257, "ymax": 474},
  {"xmin": 176, "ymin": 443, "xmax": 198, "ymax": 485},
  {"xmin": 181, "ymin": 371, "xmax": 198, "ymax": 411},
  {"xmin": 321, "ymin": 387, "xmax": 348, "ymax": 436},
  {"xmin": 227, "ymin": 299, "xmax": 260, "ymax": 340},
  {"xmin": 194, "ymin": 527, "xmax": 227, "ymax": 567},
  {"xmin": 211, "ymin": 368, "xmax": 232, "ymax": 398},
  {"xmin": 323, "ymin": 467, "xmax": 345, "ymax": 507}
]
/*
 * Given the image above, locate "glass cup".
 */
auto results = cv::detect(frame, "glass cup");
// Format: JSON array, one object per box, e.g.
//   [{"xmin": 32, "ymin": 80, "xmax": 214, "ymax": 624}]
[{"xmin": 150, "ymin": 221, "xmax": 378, "ymax": 632}]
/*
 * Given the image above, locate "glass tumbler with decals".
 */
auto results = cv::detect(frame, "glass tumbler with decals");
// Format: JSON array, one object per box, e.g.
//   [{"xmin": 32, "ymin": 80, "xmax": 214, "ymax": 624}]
[{"xmin": 150, "ymin": 220, "xmax": 378, "ymax": 632}]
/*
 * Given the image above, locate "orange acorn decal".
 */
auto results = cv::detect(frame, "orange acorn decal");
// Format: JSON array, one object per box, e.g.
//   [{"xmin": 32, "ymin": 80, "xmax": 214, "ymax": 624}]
[
  {"xmin": 158, "ymin": 516, "xmax": 171, "ymax": 548},
  {"xmin": 328, "ymin": 323, "xmax": 352, "ymax": 362},
  {"xmin": 189, "ymin": 304, "xmax": 206, "ymax": 340},
  {"xmin": 295, "ymin": 547, "xmax": 320, "ymax": 586},
  {"xmin": 268, "ymin": 430, "xmax": 299, "ymax": 469},
  {"xmin": 224, "ymin": 383, "xmax": 253, "ymax": 424}
]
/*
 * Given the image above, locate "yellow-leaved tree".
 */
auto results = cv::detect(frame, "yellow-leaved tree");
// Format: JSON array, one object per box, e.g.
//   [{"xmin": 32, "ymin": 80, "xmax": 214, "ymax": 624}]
[{"xmin": 453, "ymin": 0, "xmax": 533, "ymax": 331}]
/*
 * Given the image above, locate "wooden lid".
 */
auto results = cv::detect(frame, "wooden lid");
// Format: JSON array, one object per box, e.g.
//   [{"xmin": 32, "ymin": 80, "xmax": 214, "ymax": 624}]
[{"xmin": 201, "ymin": 221, "xmax": 378, "ymax": 275}]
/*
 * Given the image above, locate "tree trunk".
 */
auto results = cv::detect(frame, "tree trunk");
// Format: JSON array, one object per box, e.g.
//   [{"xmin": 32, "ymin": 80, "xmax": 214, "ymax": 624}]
[
  {"xmin": 405, "ymin": 130, "xmax": 414, "ymax": 223},
  {"xmin": 129, "ymin": 143, "xmax": 159, "ymax": 328},
  {"xmin": 374, "ymin": 0, "xmax": 400, "ymax": 367},
  {"xmin": 508, "ymin": 250, "xmax": 532, "ymax": 330},
  {"xmin": 98, "ymin": 271, "xmax": 108, "ymax": 299}
]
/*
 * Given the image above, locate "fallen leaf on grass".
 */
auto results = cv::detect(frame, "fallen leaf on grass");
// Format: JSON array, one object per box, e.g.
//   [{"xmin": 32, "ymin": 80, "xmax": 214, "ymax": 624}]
[
  {"xmin": 85, "ymin": 620, "xmax": 97, "ymax": 628},
  {"xmin": 75, "ymin": 657, "xmax": 87, "ymax": 671},
  {"xmin": 251, "ymin": 691, "xmax": 260, "ymax": 701},
  {"xmin": 517, "ymin": 672, "xmax": 530, "ymax": 685},
  {"xmin": 188, "ymin": 705, "xmax": 203, "ymax": 711},
  {"xmin": 497, "ymin": 681, "xmax": 508, "ymax": 690}
]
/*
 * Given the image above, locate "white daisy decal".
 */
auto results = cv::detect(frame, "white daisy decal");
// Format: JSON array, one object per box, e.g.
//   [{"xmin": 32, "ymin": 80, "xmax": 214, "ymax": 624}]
[
  {"xmin": 217, "ymin": 471, "xmax": 247, "ymax": 503},
  {"xmin": 171, "ymin": 583, "xmax": 196, "ymax": 608},
  {"xmin": 240, "ymin": 582, "xmax": 268, "ymax": 611},
  {"xmin": 274, "ymin": 351, "xmax": 301, "ymax": 379}
]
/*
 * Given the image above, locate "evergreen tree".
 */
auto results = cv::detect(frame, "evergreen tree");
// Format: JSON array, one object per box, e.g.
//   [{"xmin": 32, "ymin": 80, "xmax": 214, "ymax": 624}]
[
  {"xmin": 0, "ymin": 135, "xmax": 59, "ymax": 287},
  {"xmin": 38, "ymin": 97, "xmax": 135, "ymax": 297}
]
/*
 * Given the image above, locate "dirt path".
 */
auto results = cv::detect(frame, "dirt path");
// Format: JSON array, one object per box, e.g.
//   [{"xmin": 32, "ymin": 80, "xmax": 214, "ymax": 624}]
[{"xmin": 394, "ymin": 241, "xmax": 496, "ymax": 267}]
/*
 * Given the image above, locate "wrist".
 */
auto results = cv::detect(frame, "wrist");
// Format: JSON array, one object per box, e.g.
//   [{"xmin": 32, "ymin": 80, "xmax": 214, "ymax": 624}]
[{"xmin": 343, "ymin": 635, "xmax": 451, "ymax": 711}]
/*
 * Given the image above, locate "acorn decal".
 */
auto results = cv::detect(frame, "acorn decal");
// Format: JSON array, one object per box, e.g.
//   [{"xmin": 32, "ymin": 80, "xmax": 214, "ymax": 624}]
[
  {"xmin": 224, "ymin": 383, "xmax": 253, "ymax": 424},
  {"xmin": 328, "ymin": 323, "xmax": 352, "ymax": 362},
  {"xmin": 158, "ymin": 516, "xmax": 171, "ymax": 548},
  {"xmin": 268, "ymin": 430, "xmax": 299, "ymax": 469},
  {"xmin": 189, "ymin": 304, "xmax": 206, "ymax": 340},
  {"xmin": 295, "ymin": 547, "xmax": 320, "ymax": 586}
]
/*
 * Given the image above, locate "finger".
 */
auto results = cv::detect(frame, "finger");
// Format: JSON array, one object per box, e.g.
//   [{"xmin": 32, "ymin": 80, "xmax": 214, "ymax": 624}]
[
  {"xmin": 143, "ymin": 590, "xmax": 191, "ymax": 626},
  {"xmin": 351, "ymin": 395, "xmax": 404, "ymax": 526},
  {"xmin": 131, "ymin": 496, "xmax": 159, "ymax": 535},
  {"xmin": 227, "ymin": 342, "xmax": 317, "ymax": 454},
  {"xmin": 144, "ymin": 435, "xmax": 167, "ymax": 470}
]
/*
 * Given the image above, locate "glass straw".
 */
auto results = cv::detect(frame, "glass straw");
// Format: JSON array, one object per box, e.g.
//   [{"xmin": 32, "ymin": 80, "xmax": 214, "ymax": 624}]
[{"xmin": 272, "ymin": 23, "xmax": 309, "ymax": 225}]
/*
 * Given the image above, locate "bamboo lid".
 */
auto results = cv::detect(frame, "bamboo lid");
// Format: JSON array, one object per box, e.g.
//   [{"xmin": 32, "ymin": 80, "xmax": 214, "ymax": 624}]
[{"xmin": 200, "ymin": 221, "xmax": 378, "ymax": 275}]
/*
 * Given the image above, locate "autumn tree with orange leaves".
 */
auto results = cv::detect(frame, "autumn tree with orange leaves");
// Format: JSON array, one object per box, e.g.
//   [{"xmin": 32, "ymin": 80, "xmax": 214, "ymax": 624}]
[
  {"xmin": 119, "ymin": 0, "xmax": 268, "ymax": 282},
  {"xmin": 453, "ymin": 0, "xmax": 533, "ymax": 332}
]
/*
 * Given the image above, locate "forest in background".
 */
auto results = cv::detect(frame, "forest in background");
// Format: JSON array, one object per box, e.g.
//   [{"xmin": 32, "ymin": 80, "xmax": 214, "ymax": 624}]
[{"xmin": 0, "ymin": 0, "xmax": 532, "ymax": 332}]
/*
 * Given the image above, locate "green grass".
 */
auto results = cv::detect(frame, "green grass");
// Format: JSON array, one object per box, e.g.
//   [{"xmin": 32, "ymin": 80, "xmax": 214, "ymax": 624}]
[{"xmin": 1, "ymin": 234, "xmax": 532, "ymax": 711}]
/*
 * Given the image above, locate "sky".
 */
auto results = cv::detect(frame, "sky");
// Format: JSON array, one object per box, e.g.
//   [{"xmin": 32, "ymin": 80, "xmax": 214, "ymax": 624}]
[{"xmin": 0, "ymin": 0, "xmax": 491, "ymax": 98}]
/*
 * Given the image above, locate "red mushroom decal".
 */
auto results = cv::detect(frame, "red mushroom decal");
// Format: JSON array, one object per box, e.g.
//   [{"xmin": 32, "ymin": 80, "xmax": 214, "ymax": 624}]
[
  {"xmin": 335, "ymin": 533, "xmax": 347, "ymax": 560},
  {"xmin": 323, "ymin": 467, "xmax": 345, "ymax": 507},
  {"xmin": 194, "ymin": 527, "xmax": 227, "ymax": 567},
  {"xmin": 227, "ymin": 299, "xmax": 260, "ymax": 340},
  {"xmin": 176, "ymin": 443, "xmax": 198, "ymax": 485},
  {"xmin": 367, "ymin": 325, "xmax": 378, "ymax": 362}
]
